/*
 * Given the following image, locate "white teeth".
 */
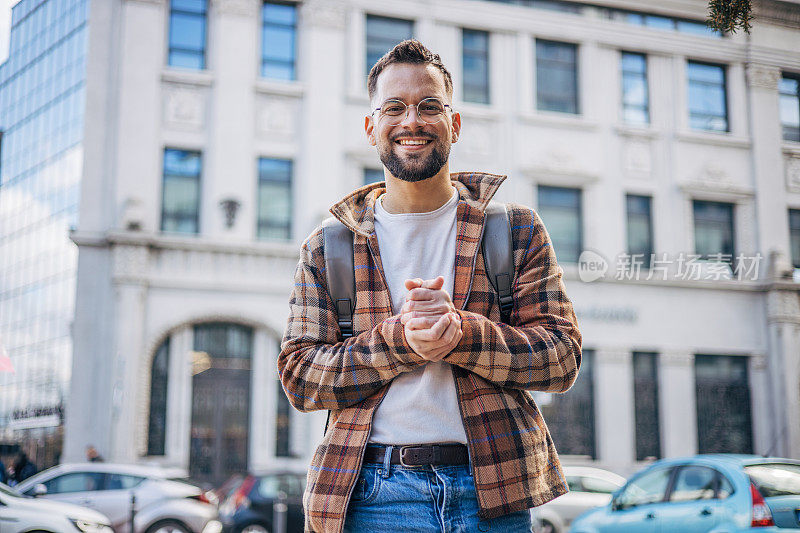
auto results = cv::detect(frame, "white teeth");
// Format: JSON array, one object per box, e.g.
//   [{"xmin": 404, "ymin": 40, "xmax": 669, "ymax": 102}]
[{"xmin": 398, "ymin": 139, "xmax": 429, "ymax": 145}]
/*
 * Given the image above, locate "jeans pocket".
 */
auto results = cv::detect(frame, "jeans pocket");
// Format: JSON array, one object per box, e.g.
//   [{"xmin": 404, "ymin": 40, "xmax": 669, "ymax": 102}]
[{"xmin": 349, "ymin": 465, "xmax": 381, "ymax": 504}]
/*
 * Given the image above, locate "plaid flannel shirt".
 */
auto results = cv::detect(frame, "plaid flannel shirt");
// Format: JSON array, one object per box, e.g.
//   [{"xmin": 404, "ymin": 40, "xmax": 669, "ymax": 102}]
[{"xmin": 279, "ymin": 172, "xmax": 582, "ymax": 533}]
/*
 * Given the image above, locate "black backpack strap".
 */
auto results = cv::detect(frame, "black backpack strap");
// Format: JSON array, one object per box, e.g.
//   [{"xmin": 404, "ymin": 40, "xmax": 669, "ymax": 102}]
[
  {"xmin": 482, "ymin": 202, "xmax": 514, "ymax": 324},
  {"xmin": 322, "ymin": 217, "xmax": 355, "ymax": 339}
]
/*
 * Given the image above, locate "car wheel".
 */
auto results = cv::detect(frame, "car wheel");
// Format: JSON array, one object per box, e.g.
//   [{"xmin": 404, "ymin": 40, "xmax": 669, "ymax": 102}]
[
  {"xmin": 145, "ymin": 520, "xmax": 191, "ymax": 533},
  {"xmin": 240, "ymin": 525, "xmax": 269, "ymax": 533}
]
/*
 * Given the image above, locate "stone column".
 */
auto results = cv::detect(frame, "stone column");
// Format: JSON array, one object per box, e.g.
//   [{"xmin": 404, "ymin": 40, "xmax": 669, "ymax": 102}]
[
  {"xmin": 659, "ymin": 350, "xmax": 697, "ymax": 457},
  {"xmin": 166, "ymin": 326, "xmax": 193, "ymax": 469},
  {"xmin": 765, "ymin": 290, "xmax": 800, "ymax": 458},
  {"xmin": 594, "ymin": 347, "xmax": 635, "ymax": 468},
  {"xmin": 746, "ymin": 64, "xmax": 786, "ymax": 273},
  {"xmin": 250, "ymin": 329, "xmax": 274, "ymax": 470}
]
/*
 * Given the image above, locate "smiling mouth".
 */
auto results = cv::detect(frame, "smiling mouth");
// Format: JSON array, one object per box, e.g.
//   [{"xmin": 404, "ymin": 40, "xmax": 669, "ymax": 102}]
[{"xmin": 395, "ymin": 138, "xmax": 433, "ymax": 146}]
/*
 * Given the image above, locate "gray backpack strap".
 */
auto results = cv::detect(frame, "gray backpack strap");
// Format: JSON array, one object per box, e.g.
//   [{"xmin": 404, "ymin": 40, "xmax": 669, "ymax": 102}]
[
  {"xmin": 322, "ymin": 217, "xmax": 355, "ymax": 339},
  {"xmin": 482, "ymin": 202, "xmax": 514, "ymax": 324}
]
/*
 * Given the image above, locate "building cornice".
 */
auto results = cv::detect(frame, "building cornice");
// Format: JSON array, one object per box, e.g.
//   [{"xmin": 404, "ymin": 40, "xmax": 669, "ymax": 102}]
[
  {"xmin": 754, "ymin": 0, "xmax": 800, "ymax": 30},
  {"xmin": 210, "ymin": 0, "xmax": 259, "ymax": 17}
]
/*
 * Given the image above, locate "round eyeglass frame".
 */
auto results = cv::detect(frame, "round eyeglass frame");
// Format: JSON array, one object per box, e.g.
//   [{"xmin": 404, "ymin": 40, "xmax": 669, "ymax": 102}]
[{"xmin": 372, "ymin": 98, "xmax": 453, "ymax": 126}]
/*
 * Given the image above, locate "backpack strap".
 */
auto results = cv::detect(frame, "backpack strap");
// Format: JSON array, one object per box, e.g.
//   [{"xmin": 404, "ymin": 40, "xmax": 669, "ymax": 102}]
[
  {"xmin": 482, "ymin": 202, "xmax": 515, "ymax": 324},
  {"xmin": 322, "ymin": 217, "xmax": 355, "ymax": 339}
]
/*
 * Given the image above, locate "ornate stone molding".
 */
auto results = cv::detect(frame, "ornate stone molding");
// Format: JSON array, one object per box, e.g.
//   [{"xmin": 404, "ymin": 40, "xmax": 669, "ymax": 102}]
[
  {"xmin": 164, "ymin": 86, "xmax": 205, "ymax": 129},
  {"xmin": 767, "ymin": 290, "xmax": 800, "ymax": 323},
  {"xmin": 746, "ymin": 63, "xmax": 781, "ymax": 90},
  {"xmin": 210, "ymin": 0, "xmax": 259, "ymax": 17},
  {"xmin": 749, "ymin": 354, "xmax": 768, "ymax": 371},
  {"xmin": 754, "ymin": 0, "xmax": 800, "ymax": 30},
  {"xmin": 300, "ymin": 0, "xmax": 347, "ymax": 29}
]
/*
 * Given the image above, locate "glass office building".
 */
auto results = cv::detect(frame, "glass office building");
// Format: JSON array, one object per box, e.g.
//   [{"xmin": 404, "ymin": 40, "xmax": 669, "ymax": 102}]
[{"xmin": 0, "ymin": 0, "xmax": 88, "ymax": 466}]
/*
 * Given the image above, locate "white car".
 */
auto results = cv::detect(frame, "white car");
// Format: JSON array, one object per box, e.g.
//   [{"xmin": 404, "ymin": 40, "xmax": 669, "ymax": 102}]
[
  {"xmin": 0, "ymin": 481, "xmax": 113, "ymax": 532},
  {"xmin": 530, "ymin": 465, "xmax": 627, "ymax": 533},
  {"xmin": 15, "ymin": 463, "xmax": 222, "ymax": 533}
]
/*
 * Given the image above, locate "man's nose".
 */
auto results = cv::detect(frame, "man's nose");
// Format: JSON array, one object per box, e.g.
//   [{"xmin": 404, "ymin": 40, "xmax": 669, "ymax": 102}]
[{"xmin": 399, "ymin": 104, "xmax": 426, "ymax": 128}]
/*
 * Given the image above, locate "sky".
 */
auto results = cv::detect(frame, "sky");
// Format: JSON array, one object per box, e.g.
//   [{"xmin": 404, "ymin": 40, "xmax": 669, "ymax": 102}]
[{"xmin": 0, "ymin": 0, "xmax": 17, "ymax": 65}]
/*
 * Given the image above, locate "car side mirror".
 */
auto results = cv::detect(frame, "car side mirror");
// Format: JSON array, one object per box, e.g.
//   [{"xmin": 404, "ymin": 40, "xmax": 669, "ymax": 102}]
[{"xmin": 32, "ymin": 484, "xmax": 47, "ymax": 497}]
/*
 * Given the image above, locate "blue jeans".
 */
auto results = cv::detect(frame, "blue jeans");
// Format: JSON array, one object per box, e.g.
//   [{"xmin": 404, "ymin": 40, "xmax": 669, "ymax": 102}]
[{"xmin": 342, "ymin": 458, "xmax": 532, "ymax": 532}]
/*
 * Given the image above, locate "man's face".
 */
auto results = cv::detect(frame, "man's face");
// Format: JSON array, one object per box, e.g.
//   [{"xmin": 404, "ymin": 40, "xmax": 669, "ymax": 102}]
[{"xmin": 365, "ymin": 63, "xmax": 461, "ymax": 183}]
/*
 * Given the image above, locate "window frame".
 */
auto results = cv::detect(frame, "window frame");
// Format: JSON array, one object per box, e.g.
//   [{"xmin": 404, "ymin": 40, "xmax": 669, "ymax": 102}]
[
  {"xmin": 537, "ymin": 185, "xmax": 583, "ymax": 264},
  {"xmin": 626, "ymin": 194, "xmax": 654, "ymax": 269},
  {"xmin": 365, "ymin": 14, "xmax": 414, "ymax": 76},
  {"xmin": 692, "ymin": 199, "xmax": 735, "ymax": 262},
  {"xmin": 535, "ymin": 38, "xmax": 579, "ymax": 115},
  {"xmin": 789, "ymin": 208, "xmax": 800, "ymax": 269},
  {"xmin": 687, "ymin": 60, "xmax": 729, "ymax": 133},
  {"xmin": 257, "ymin": 157, "xmax": 293, "ymax": 241},
  {"xmin": 160, "ymin": 148, "xmax": 202, "ymax": 235},
  {"xmin": 780, "ymin": 72, "xmax": 800, "ymax": 143},
  {"xmin": 261, "ymin": 1, "xmax": 298, "ymax": 81},
  {"xmin": 462, "ymin": 28, "xmax": 490, "ymax": 105},
  {"xmin": 620, "ymin": 51, "xmax": 649, "ymax": 124},
  {"xmin": 167, "ymin": 0, "xmax": 208, "ymax": 70}
]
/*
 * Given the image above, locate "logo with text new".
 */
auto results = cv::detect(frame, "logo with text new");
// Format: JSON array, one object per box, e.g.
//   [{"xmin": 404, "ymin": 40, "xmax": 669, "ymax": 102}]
[{"xmin": 578, "ymin": 250, "xmax": 608, "ymax": 283}]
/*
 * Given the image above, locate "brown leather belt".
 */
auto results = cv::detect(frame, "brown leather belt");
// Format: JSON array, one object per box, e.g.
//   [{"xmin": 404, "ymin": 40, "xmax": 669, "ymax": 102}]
[{"xmin": 363, "ymin": 444, "xmax": 469, "ymax": 466}]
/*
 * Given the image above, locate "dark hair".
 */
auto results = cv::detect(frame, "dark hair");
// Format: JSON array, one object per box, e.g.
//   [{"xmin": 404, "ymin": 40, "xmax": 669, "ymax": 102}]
[{"xmin": 367, "ymin": 39, "xmax": 453, "ymax": 102}]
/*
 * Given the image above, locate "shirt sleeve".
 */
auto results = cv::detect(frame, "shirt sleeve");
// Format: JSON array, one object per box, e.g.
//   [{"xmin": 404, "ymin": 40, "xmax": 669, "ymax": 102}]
[
  {"xmin": 445, "ymin": 205, "xmax": 582, "ymax": 392},
  {"xmin": 278, "ymin": 228, "xmax": 424, "ymax": 412}
]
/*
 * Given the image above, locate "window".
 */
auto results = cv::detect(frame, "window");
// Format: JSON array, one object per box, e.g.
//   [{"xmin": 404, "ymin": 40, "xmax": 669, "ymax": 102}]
[
  {"xmin": 687, "ymin": 61, "xmax": 728, "ymax": 132},
  {"xmin": 462, "ymin": 29, "xmax": 489, "ymax": 104},
  {"xmin": 364, "ymin": 168, "xmax": 383, "ymax": 185},
  {"xmin": 633, "ymin": 352, "xmax": 661, "ymax": 460},
  {"xmin": 745, "ymin": 463, "xmax": 800, "ymax": 498},
  {"xmin": 579, "ymin": 476, "xmax": 622, "ymax": 494},
  {"xmin": 161, "ymin": 149, "xmax": 201, "ymax": 234},
  {"xmin": 257, "ymin": 158, "xmax": 292, "ymax": 240},
  {"xmin": 669, "ymin": 466, "xmax": 717, "ymax": 502},
  {"xmin": 789, "ymin": 209, "xmax": 800, "ymax": 269},
  {"xmin": 614, "ymin": 467, "xmax": 671, "ymax": 509},
  {"xmin": 276, "ymin": 377, "xmax": 293, "ymax": 457},
  {"xmin": 106, "ymin": 474, "xmax": 145, "ymax": 491},
  {"xmin": 262, "ymin": 2, "xmax": 297, "ymax": 80},
  {"xmin": 536, "ymin": 39, "xmax": 578, "ymax": 114},
  {"xmin": 537, "ymin": 350, "xmax": 595, "ymax": 458},
  {"xmin": 621, "ymin": 52, "xmax": 649, "ymax": 124},
  {"xmin": 695, "ymin": 354, "xmax": 753, "ymax": 454},
  {"xmin": 780, "ymin": 74, "xmax": 800, "ymax": 142},
  {"xmin": 693, "ymin": 200, "xmax": 734, "ymax": 261},
  {"xmin": 627, "ymin": 195, "xmax": 653, "ymax": 268},
  {"xmin": 365, "ymin": 15, "xmax": 413, "ymax": 75},
  {"xmin": 147, "ymin": 338, "xmax": 170, "ymax": 456},
  {"xmin": 43, "ymin": 472, "xmax": 105, "ymax": 494},
  {"xmin": 168, "ymin": 0, "xmax": 207, "ymax": 69},
  {"xmin": 537, "ymin": 186, "xmax": 582, "ymax": 264}
]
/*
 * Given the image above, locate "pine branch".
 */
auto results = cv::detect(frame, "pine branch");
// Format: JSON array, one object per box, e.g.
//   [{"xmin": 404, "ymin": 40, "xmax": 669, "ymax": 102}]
[{"xmin": 707, "ymin": 0, "xmax": 753, "ymax": 34}]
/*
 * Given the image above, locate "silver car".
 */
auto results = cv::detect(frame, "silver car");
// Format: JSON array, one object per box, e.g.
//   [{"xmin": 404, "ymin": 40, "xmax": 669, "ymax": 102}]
[
  {"xmin": 0, "ymin": 481, "xmax": 113, "ymax": 533},
  {"xmin": 15, "ymin": 463, "xmax": 222, "ymax": 533},
  {"xmin": 530, "ymin": 465, "xmax": 627, "ymax": 533}
]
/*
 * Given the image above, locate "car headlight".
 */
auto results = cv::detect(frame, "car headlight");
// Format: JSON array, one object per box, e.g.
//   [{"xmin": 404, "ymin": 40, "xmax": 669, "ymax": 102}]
[{"xmin": 70, "ymin": 519, "xmax": 113, "ymax": 533}]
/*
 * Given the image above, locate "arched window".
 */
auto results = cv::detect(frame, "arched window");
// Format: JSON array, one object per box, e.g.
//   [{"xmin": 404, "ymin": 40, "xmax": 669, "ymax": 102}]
[{"xmin": 147, "ymin": 338, "xmax": 170, "ymax": 456}]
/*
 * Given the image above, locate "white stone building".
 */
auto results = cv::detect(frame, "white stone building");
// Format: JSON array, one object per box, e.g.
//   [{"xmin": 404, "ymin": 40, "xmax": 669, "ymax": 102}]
[{"xmin": 62, "ymin": 0, "xmax": 800, "ymax": 483}]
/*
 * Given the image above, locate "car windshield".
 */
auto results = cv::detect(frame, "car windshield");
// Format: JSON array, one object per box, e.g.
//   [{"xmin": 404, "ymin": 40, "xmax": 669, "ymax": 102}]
[{"xmin": 745, "ymin": 464, "xmax": 800, "ymax": 497}]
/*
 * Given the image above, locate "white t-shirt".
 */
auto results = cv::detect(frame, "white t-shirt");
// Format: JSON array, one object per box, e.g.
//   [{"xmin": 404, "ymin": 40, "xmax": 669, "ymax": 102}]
[{"xmin": 369, "ymin": 187, "xmax": 468, "ymax": 445}]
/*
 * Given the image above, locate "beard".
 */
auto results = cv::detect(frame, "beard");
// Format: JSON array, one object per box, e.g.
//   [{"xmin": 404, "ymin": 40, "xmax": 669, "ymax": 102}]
[{"xmin": 378, "ymin": 133, "xmax": 451, "ymax": 183}]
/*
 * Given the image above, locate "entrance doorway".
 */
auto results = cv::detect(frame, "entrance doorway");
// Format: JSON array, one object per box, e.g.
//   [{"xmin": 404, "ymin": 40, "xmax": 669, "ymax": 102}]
[{"xmin": 189, "ymin": 323, "xmax": 252, "ymax": 486}]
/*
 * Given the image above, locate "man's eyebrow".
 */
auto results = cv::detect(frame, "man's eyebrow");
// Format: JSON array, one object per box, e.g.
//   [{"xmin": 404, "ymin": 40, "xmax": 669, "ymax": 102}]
[{"xmin": 382, "ymin": 95, "xmax": 441, "ymax": 102}]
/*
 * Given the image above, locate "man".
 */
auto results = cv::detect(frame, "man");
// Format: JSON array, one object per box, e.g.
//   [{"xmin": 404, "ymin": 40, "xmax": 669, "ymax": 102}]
[
  {"xmin": 86, "ymin": 445, "xmax": 104, "ymax": 462},
  {"xmin": 279, "ymin": 40, "xmax": 582, "ymax": 533}
]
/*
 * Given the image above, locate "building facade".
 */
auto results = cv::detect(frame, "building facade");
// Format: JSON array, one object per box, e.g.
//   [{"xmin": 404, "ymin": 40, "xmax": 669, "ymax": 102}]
[
  {"xmin": 44, "ymin": 0, "xmax": 800, "ymax": 482},
  {"xmin": 0, "ymin": 0, "xmax": 88, "ymax": 466}
]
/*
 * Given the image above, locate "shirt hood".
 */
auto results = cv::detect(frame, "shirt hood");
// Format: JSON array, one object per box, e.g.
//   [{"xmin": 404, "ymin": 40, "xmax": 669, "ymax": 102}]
[{"xmin": 329, "ymin": 171, "xmax": 507, "ymax": 237}]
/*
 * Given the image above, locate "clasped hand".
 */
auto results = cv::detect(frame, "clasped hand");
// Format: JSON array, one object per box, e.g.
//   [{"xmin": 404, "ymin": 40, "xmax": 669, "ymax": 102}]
[{"xmin": 400, "ymin": 276, "xmax": 463, "ymax": 362}]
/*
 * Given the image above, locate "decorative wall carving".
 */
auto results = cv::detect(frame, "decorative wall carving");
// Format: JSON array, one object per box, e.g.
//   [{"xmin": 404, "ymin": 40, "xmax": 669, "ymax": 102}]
[
  {"xmin": 256, "ymin": 96, "xmax": 298, "ymax": 138},
  {"xmin": 301, "ymin": 0, "xmax": 347, "ymax": 29},
  {"xmin": 113, "ymin": 245, "xmax": 149, "ymax": 280},
  {"xmin": 623, "ymin": 140, "xmax": 652, "ymax": 176},
  {"xmin": 786, "ymin": 157, "xmax": 800, "ymax": 193},
  {"xmin": 164, "ymin": 86, "xmax": 205, "ymax": 129},
  {"xmin": 745, "ymin": 63, "xmax": 781, "ymax": 90},
  {"xmin": 210, "ymin": 0, "xmax": 259, "ymax": 17}
]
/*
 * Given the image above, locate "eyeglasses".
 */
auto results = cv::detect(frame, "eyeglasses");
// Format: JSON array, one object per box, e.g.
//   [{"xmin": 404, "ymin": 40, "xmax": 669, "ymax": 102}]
[{"xmin": 372, "ymin": 98, "xmax": 452, "ymax": 126}]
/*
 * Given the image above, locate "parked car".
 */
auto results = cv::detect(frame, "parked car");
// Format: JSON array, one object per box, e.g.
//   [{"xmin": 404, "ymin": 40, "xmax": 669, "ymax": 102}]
[
  {"xmin": 530, "ymin": 465, "xmax": 627, "ymax": 533},
  {"xmin": 570, "ymin": 455, "xmax": 800, "ymax": 532},
  {"xmin": 15, "ymin": 463, "xmax": 222, "ymax": 533},
  {"xmin": 218, "ymin": 470, "xmax": 306, "ymax": 533},
  {"xmin": 0, "ymin": 480, "xmax": 113, "ymax": 532}
]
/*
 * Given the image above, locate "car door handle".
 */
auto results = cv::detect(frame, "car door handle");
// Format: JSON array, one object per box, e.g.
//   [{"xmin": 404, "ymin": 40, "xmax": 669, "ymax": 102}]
[
  {"xmin": 646, "ymin": 512, "xmax": 656, "ymax": 520},
  {"xmin": 700, "ymin": 508, "xmax": 713, "ymax": 516}
]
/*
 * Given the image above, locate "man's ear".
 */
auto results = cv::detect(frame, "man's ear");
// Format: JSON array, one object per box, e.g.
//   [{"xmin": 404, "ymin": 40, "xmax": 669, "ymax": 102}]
[
  {"xmin": 365, "ymin": 115, "xmax": 376, "ymax": 146},
  {"xmin": 451, "ymin": 111, "xmax": 461, "ymax": 143}
]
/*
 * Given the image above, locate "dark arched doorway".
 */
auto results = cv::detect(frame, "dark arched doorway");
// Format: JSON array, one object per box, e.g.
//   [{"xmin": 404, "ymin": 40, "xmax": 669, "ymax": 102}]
[{"xmin": 189, "ymin": 323, "xmax": 252, "ymax": 485}]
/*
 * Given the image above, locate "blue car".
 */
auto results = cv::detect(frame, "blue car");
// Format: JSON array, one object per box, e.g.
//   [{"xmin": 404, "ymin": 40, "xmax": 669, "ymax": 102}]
[{"xmin": 570, "ymin": 455, "xmax": 800, "ymax": 532}]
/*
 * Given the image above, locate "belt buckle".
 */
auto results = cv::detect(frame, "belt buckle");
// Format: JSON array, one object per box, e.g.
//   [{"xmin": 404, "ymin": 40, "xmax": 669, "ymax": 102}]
[{"xmin": 399, "ymin": 445, "xmax": 419, "ymax": 467}]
